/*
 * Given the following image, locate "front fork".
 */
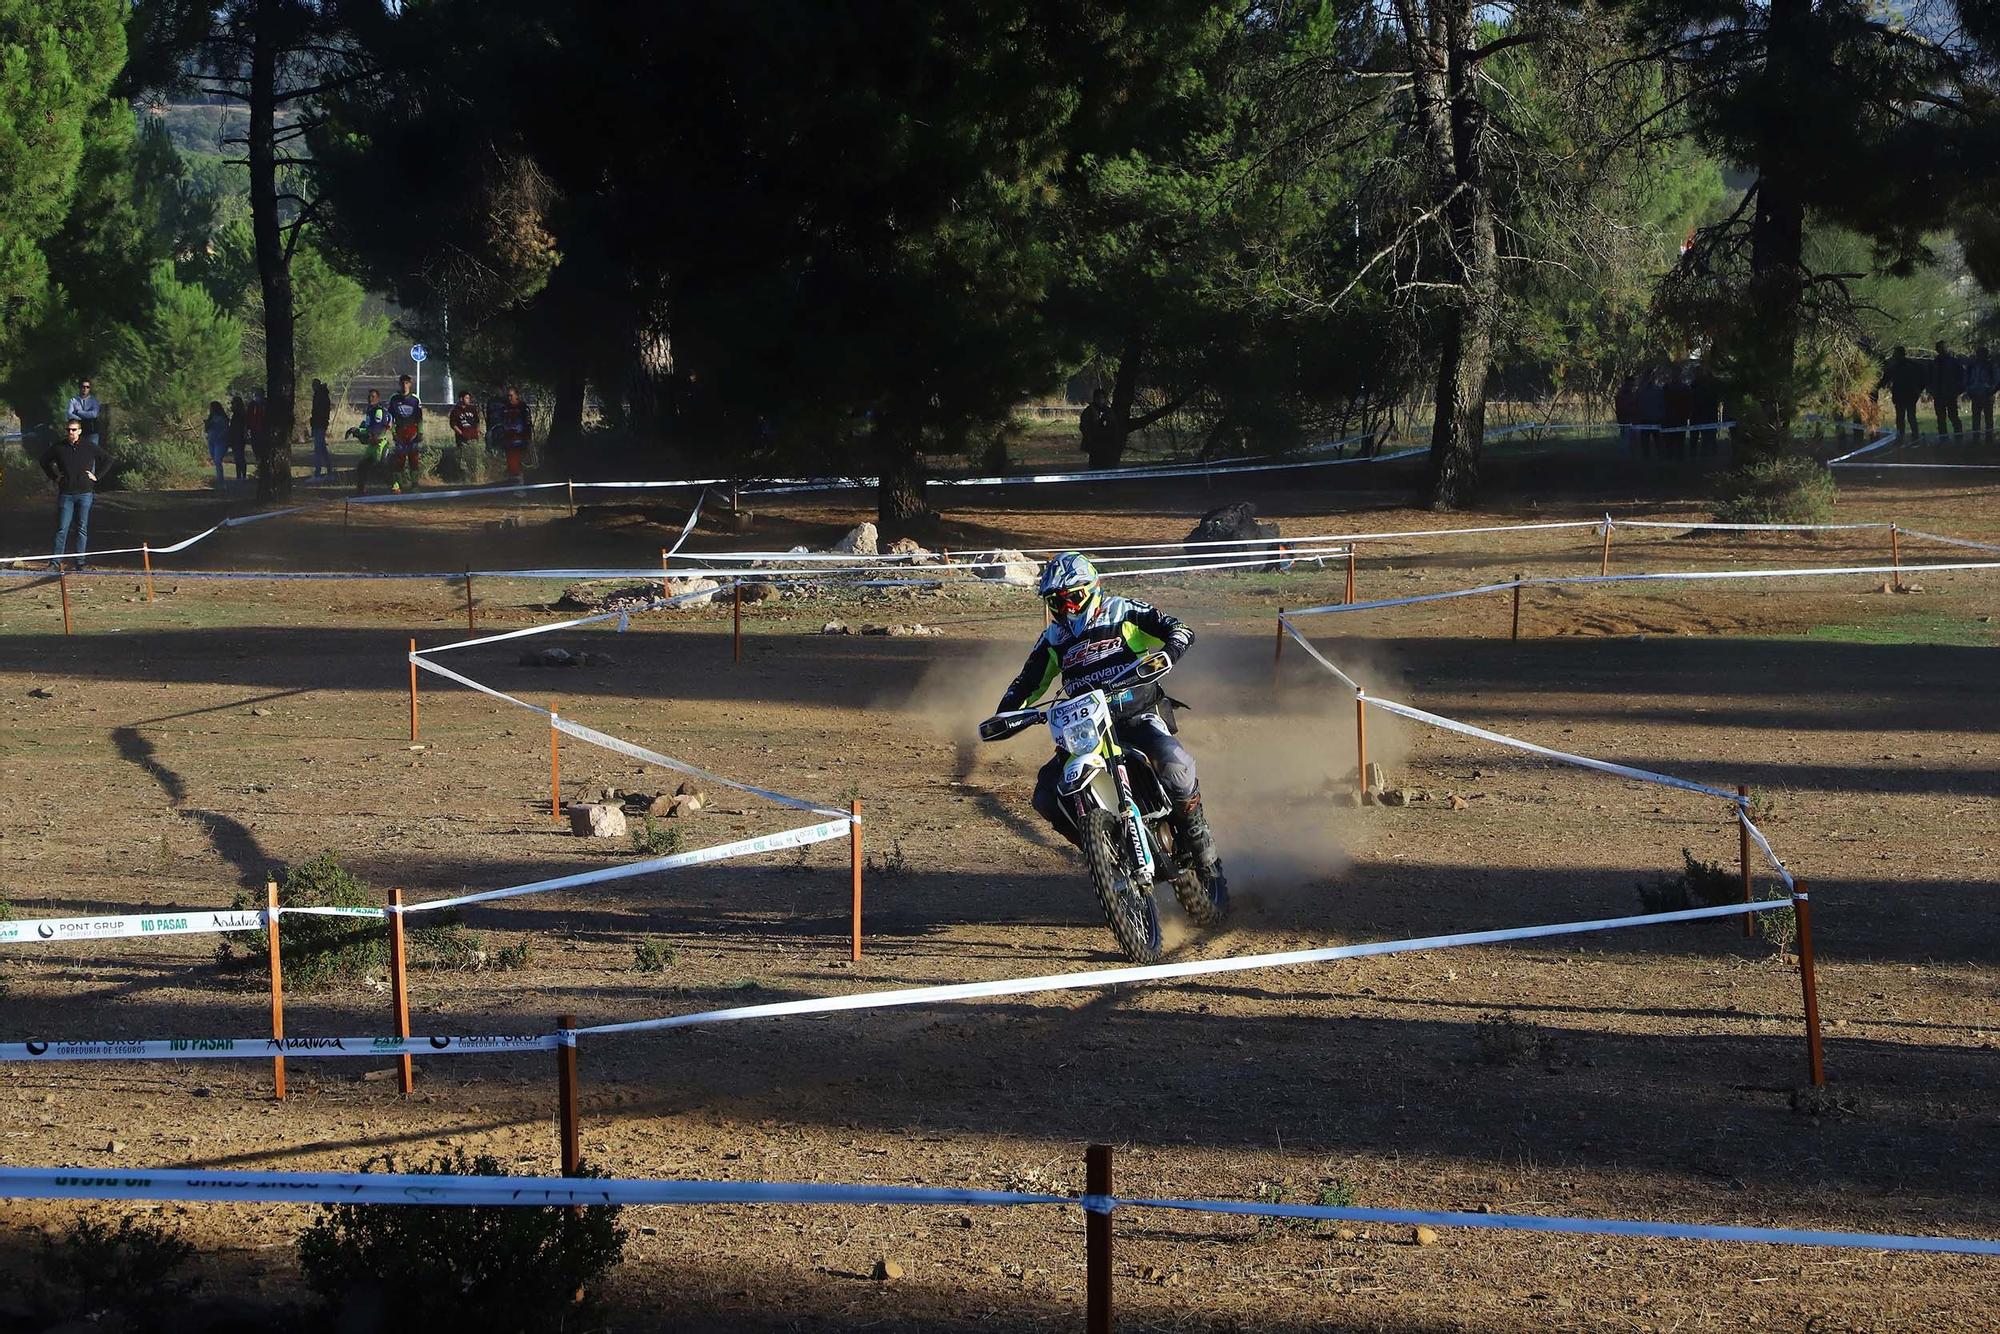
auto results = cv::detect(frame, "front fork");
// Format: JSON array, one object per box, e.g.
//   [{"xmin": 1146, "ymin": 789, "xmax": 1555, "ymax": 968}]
[{"xmin": 1070, "ymin": 737, "xmax": 1152, "ymax": 886}]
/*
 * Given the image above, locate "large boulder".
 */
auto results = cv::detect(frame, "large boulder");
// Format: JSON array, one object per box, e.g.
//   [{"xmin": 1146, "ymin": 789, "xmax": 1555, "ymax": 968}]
[
  {"xmin": 831, "ymin": 522, "xmax": 879, "ymax": 556},
  {"xmin": 663, "ymin": 576, "xmax": 721, "ymax": 607},
  {"xmin": 1185, "ymin": 502, "xmax": 1278, "ymax": 552},
  {"xmin": 973, "ymin": 549, "xmax": 1039, "ymax": 585}
]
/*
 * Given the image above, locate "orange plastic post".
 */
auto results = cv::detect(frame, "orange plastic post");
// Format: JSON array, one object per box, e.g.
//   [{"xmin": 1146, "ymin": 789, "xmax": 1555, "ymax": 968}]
[
  {"xmin": 556, "ymin": 1014, "xmax": 581, "ymax": 1175},
  {"xmin": 1355, "ymin": 694, "xmax": 1370, "ymax": 800},
  {"xmin": 849, "ymin": 799, "xmax": 864, "ymax": 961},
  {"xmin": 58, "ymin": 569, "xmax": 72, "ymax": 635},
  {"xmin": 266, "ymin": 877, "xmax": 286, "ymax": 1100},
  {"xmin": 1795, "ymin": 884, "xmax": 1825, "ymax": 1087},
  {"xmin": 408, "ymin": 638, "xmax": 419, "ymax": 742},
  {"xmin": 550, "ymin": 706, "xmax": 562, "ymax": 822},
  {"xmin": 1086, "ymin": 1144, "xmax": 1113, "ymax": 1334},
  {"xmin": 141, "ymin": 543, "xmax": 154, "ymax": 603},
  {"xmin": 1738, "ymin": 785, "xmax": 1754, "ymax": 939},
  {"xmin": 388, "ymin": 887, "xmax": 413, "ymax": 1094}
]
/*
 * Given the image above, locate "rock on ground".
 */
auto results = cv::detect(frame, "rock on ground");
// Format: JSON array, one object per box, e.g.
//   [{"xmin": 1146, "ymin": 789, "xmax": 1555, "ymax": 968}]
[
  {"xmin": 663, "ymin": 576, "xmax": 721, "ymax": 607},
  {"xmin": 567, "ymin": 803, "xmax": 628, "ymax": 838},
  {"xmin": 1185, "ymin": 501, "xmax": 1279, "ymax": 551},
  {"xmin": 832, "ymin": 522, "xmax": 879, "ymax": 556},
  {"xmin": 973, "ymin": 549, "xmax": 1039, "ymax": 585}
]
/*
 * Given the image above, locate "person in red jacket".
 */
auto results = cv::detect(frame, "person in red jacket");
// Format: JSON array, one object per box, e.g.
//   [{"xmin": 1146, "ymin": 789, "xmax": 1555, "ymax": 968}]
[{"xmin": 494, "ymin": 385, "xmax": 531, "ymax": 483}]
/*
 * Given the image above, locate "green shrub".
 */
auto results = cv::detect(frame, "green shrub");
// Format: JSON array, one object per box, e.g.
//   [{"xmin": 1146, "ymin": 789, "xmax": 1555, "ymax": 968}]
[
  {"xmin": 296, "ymin": 1150, "xmax": 627, "ymax": 1334},
  {"xmin": 218, "ymin": 853, "xmax": 479, "ymax": 989},
  {"xmin": 631, "ymin": 937, "xmax": 676, "ymax": 973},
  {"xmin": 38, "ymin": 1214, "xmax": 196, "ymax": 1317},
  {"xmin": 1757, "ymin": 896, "xmax": 1799, "ymax": 953},
  {"xmin": 1713, "ymin": 455, "xmax": 1836, "ymax": 524},
  {"xmin": 412, "ymin": 921, "xmax": 487, "ymax": 971},
  {"xmin": 432, "ymin": 441, "xmax": 496, "ymax": 485},
  {"xmin": 1637, "ymin": 848, "xmax": 1740, "ymax": 914},
  {"xmin": 630, "ymin": 816, "xmax": 683, "ymax": 856},
  {"xmin": 492, "ymin": 941, "xmax": 533, "ymax": 971},
  {"xmin": 106, "ymin": 437, "xmax": 211, "ymax": 490}
]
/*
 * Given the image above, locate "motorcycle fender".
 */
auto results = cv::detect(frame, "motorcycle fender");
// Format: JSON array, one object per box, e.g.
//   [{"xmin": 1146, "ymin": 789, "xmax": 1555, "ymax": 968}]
[{"xmin": 1058, "ymin": 752, "xmax": 1106, "ymax": 800}]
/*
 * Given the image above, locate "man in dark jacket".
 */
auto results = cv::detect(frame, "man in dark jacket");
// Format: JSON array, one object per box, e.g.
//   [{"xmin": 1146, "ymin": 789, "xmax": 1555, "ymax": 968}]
[
  {"xmin": 40, "ymin": 418, "xmax": 110, "ymax": 569},
  {"xmin": 1874, "ymin": 347, "xmax": 1928, "ymax": 440},
  {"xmin": 1932, "ymin": 341, "xmax": 1964, "ymax": 436}
]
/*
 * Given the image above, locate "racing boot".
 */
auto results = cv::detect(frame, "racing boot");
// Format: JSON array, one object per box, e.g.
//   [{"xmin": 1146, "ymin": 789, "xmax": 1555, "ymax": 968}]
[{"xmin": 1169, "ymin": 791, "xmax": 1229, "ymax": 922}]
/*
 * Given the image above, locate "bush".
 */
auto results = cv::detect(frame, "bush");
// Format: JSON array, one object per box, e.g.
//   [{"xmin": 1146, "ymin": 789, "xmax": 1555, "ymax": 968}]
[
  {"xmin": 1636, "ymin": 848, "xmax": 1740, "ymax": 914},
  {"xmin": 1757, "ymin": 896, "xmax": 1799, "ymax": 953},
  {"xmin": 433, "ymin": 441, "xmax": 496, "ymax": 485},
  {"xmin": 1713, "ymin": 454, "xmax": 1836, "ymax": 524},
  {"xmin": 101, "ymin": 262, "xmax": 242, "ymax": 451},
  {"xmin": 296, "ymin": 1150, "xmax": 627, "ymax": 1334},
  {"xmin": 1474, "ymin": 1012, "xmax": 1545, "ymax": 1066},
  {"xmin": 492, "ymin": 941, "xmax": 533, "ymax": 971},
  {"xmin": 631, "ymin": 936, "xmax": 676, "ymax": 973},
  {"xmin": 217, "ymin": 853, "xmax": 472, "ymax": 988},
  {"xmin": 38, "ymin": 1214, "xmax": 196, "ymax": 1318},
  {"xmin": 630, "ymin": 816, "xmax": 683, "ymax": 856},
  {"xmin": 106, "ymin": 436, "xmax": 211, "ymax": 490}
]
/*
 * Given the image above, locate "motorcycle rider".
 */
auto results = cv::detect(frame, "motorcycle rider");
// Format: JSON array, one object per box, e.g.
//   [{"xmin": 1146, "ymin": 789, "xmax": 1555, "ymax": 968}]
[{"xmin": 996, "ymin": 551, "xmax": 1226, "ymax": 891}]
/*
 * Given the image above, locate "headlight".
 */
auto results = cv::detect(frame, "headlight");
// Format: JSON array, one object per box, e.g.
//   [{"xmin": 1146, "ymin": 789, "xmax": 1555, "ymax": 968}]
[{"xmin": 1058, "ymin": 718, "xmax": 1102, "ymax": 755}]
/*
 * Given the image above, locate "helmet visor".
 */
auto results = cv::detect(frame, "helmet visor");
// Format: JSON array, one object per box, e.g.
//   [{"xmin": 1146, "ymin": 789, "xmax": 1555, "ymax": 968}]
[{"xmin": 1045, "ymin": 586, "xmax": 1091, "ymax": 617}]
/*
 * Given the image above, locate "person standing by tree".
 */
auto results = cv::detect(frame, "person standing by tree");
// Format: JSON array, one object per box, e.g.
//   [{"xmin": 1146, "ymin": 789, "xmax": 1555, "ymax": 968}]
[
  {"xmin": 494, "ymin": 385, "xmax": 531, "ymax": 484},
  {"xmin": 1078, "ymin": 388, "xmax": 1114, "ymax": 468},
  {"xmin": 40, "ymin": 419, "xmax": 109, "ymax": 570},
  {"xmin": 227, "ymin": 393, "xmax": 249, "ymax": 480},
  {"xmin": 351, "ymin": 388, "xmax": 391, "ymax": 495},
  {"xmin": 309, "ymin": 379, "xmax": 334, "ymax": 479},
  {"xmin": 386, "ymin": 373, "xmax": 424, "ymax": 492},
  {"xmin": 1874, "ymin": 347, "xmax": 1926, "ymax": 441},
  {"xmin": 448, "ymin": 391, "xmax": 480, "ymax": 471},
  {"xmin": 1965, "ymin": 346, "xmax": 1996, "ymax": 442},
  {"xmin": 205, "ymin": 401, "xmax": 230, "ymax": 487},
  {"xmin": 1932, "ymin": 342, "xmax": 1965, "ymax": 437},
  {"xmin": 66, "ymin": 379, "xmax": 103, "ymax": 448},
  {"xmin": 245, "ymin": 388, "xmax": 268, "ymax": 477}
]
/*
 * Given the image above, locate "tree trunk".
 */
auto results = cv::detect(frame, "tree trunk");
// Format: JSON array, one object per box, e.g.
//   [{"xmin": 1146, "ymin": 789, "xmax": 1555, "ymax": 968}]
[
  {"xmin": 550, "ymin": 366, "xmax": 585, "ymax": 449},
  {"xmin": 876, "ymin": 424, "xmax": 931, "ymax": 529},
  {"xmin": 624, "ymin": 287, "xmax": 674, "ymax": 440},
  {"xmin": 248, "ymin": 0, "xmax": 293, "ymax": 503},
  {"xmin": 1102, "ymin": 337, "xmax": 1143, "ymax": 468},
  {"xmin": 1737, "ymin": 0, "xmax": 1810, "ymax": 463},
  {"xmin": 1410, "ymin": 0, "xmax": 1499, "ymax": 511}
]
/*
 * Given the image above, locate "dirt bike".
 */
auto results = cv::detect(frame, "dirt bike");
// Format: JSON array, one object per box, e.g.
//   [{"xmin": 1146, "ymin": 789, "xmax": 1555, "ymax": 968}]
[{"xmin": 978, "ymin": 650, "xmax": 1227, "ymax": 964}]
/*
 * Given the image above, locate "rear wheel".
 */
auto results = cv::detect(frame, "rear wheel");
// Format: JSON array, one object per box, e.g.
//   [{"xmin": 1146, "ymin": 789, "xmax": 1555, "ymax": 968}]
[{"xmin": 1082, "ymin": 808, "xmax": 1161, "ymax": 964}]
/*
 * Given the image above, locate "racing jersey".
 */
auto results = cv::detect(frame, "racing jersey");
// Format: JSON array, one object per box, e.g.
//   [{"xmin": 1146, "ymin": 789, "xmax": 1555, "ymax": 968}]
[
  {"xmin": 388, "ymin": 391, "xmax": 423, "ymax": 444},
  {"xmin": 449, "ymin": 404, "xmax": 480, "ymax": 442},
  {"xmin": 359, "ymin": 402, "xmax": 390, "ymax": 441},
  {"xmin": 998, "ymin": 594, "xmax": 1193, "ymax": 712},
  {"xmin": 496, "ymin": 399, "xmax": 531, "ymax": 443}
]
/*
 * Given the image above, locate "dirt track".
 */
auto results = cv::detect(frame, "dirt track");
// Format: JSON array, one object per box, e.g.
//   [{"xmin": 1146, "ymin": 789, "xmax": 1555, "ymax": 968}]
[{"xmin": 1, "ymin": 456, "xmax": 1997, "ymax": 1330}]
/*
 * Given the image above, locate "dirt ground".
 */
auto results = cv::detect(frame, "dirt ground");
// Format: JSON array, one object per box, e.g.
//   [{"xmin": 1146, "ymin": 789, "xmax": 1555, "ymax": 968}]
[{"xmin": 1, "ymin": 449, "xmax": 1997, "ymax": 1331}]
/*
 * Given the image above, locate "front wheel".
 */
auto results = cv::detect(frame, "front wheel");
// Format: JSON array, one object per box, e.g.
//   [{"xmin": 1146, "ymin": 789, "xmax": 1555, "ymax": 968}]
[{"xmin": 1083, "ymin": 808, "xmax": 1161, "ymax": 964}]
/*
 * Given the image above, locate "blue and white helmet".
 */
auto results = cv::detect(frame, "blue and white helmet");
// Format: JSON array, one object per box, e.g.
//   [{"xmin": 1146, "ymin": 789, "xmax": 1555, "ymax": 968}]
[{"xmin": 1038, "ymin": 551, "xmax": 1101, "ymax": 631}]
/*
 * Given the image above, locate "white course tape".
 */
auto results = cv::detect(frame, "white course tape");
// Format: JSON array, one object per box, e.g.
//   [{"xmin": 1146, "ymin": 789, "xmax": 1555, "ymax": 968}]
[
  {"xmin": 1607, "ymin": 519, "xmax": 1890, "ymax": 533},
  {"xmin": 579, "ymin": 899, "xmax": 1786, "ymax": 1038},
  {"xmin": 0, "ymin": 1034, "xmax": 559, "ymax": 1062},
  {"xmin": 1894, "ymin": 527, "xmax": 2000, "ymax": 553},
  {"xmin": 1362, "ymin": 694, "xmax": 1740, "ymax": 801},
  {"xmin": 1826, "ymin": 430, "xmax": 1903, "ymax": 465},
  {"xmin": 1834, "ymin": 461, "xmax": 2000, "ymax": 470},
  {"xmin": 0, "ymin": 908, "xmax": 266, "ymax": 947},
  {"xmin": 404, "ymin": 819, "xmax": 851, "ymax": 913},
  {"xmin": 411, "ymin": 654, "xmax": 548, "ymax": 714},
  {"xmin": 551, "ymin": 715, "xmax": 844, "ymax": 817},
  {"xmin": 1277, "ymin": 616, "xmax": 1361, "ymax": 692},
  {"xmin": 0, "ymin": 1167, "xmax": 1992, "ymax": 1256},
  {"xmin": 1739, "ymin": 811, "xmax": 1795, "ymax": 889}
]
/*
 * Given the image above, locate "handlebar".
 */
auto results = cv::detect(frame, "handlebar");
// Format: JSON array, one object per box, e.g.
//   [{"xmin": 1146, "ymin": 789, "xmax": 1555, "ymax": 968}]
[{"xmin": 977, "ymin": 651, "xmax": 1174, "ymax": 742}]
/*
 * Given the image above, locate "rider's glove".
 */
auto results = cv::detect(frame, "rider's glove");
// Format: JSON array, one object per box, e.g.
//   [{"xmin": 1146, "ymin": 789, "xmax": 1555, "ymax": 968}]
[{"xmin": 1165, "ymin": 628, "xmax": 1193, "ymax": 662}]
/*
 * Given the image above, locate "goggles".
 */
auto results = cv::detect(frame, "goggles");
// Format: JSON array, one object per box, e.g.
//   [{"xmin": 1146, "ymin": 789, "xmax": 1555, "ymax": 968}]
[{"xmin": 1044, "ymin": 586, "xmax": 1091, "ymax": 616}]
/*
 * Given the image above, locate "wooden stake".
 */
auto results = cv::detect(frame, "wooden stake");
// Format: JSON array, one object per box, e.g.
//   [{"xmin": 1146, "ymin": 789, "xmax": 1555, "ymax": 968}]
[
  {"xmin": 407, "ymin": 638, "xmax": 419, "ymax": 742},
  {"xmin": 1355, "ymin": 693, "xmax": 1370, "ymax": 800},
  {"xmin": 550, "ymin": 705, "xmax": 562, "ymax": 822},
  {"xmin": 566, "ymin": 478, "xmax": 576, "ymax": 516},
  {"xmin": 1738, "ymin": 785, "xmax": 1754, "ymax": 939},
  {"xmin": 732, "ymin": 580, "xmax": 743, "ymax": 664},
  {"xmin": 1273, "ymin": 608, "xmax": 1286, "ymax": 668},
  {"xmin": 850, "ymin": 799, "xmax": 864, "ymax": 961},
  {"xmin": 141, "ymin": 543, "xmax": 154, "ymax": 603},
  {"xmin": 1891, "ymin": 524, "xmax": 1901, "ymax": 587},
  {"xmin": 1510, "ymin": 575, "xmax": 1522, "ymax": 642},
  {"xmin": 464, "ymin": 571, "xmax": 476, "ymax": 631},
  {"xmin": 388, "ymin": 887, "xmax": 413, "ymax": 1094},
  {"xmin": 1345, "ymin": 545, "xmax": 1357, "ymax": 604},
  {"xmin": 1599, "ymin": 519, "xmax": 1612, "ymax": 576},
  {"xmin": 660, "ymin": 546, "xmax": 669, "ymax": 574},
  {"xmin": 343, "ymin": 498, "xmax": 350, "ymax": 528},
  {"xmin": 58, "ymin": 569, "xmax": 72, "ymax": 635},
  {"xmin": 266, "ymin": 877, "xmax": 286, "ymax": 1100},
  {"xmin": 556, "ymin": 1014, "xmax": 581, "ymax": 1175},
  {"xmin": 1086, "ymin": 1144, "xmax": 1113, "ymax": 1334},
  {"xmin": 1794, "ymin": 884, "xmax": 1825, "ymax": 1087}
]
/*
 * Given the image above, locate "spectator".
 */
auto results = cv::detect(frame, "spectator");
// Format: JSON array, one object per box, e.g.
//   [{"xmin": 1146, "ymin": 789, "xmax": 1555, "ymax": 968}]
[
  {"xmin": 352, "ymin": 388, "xmax": 391, "ymax": 495},
  {"xmin": 1661, "ymin": 369, "xmax": 1693, "ymax": 460},
  {"xmin": 1932, "ymin": 341, "xmax": 1964, "ymax": 436},
  {"xmin": 66, "ymin": 378, "xmax": 103, "ymax": 447},
  {"xmin": 227, "ymin": 393, "xmax": 248, "ymax": 479},
  {"xmin": 1873, "ymin": 346, "xmax": 1926, "ymax": 439},
  {"xmin": 204, "ymin": 400, "xmax": 229, "ymax": 487},
  {"xmin": 449, "ymin": 391, "xmax": 480, "ymax": 468},
  {"xmin": 245, "ymin": 387, "xmax": 267, "ymax": 457},
  {"xmin": 1965, "ymin": 346, "xmax": 1996, "ymax": 441},
  {"xmin": 309, "ymin": 379, "xmax": 334, "ymax": 479},
  {"xmin": 386, "ymin": 373, "xmax": 424, "ymax": 492},
  {"xmin": 484, "ymin": 390, "xmax": 504, "ymax": 450},
  {"xmin": 40, "ymin": 418, "xmax": 108, "ymax": 570},
  {"xmin": 494, "ymin": 385, "xmax": 532, "ymax": 483},
  {"xmin": 1078, "ymin": 387, "xmax": 1115, "ymax": 468},
  {"xmin": 1635, "ymin": 373, "xmax": 1666, "ymax": 460}
]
